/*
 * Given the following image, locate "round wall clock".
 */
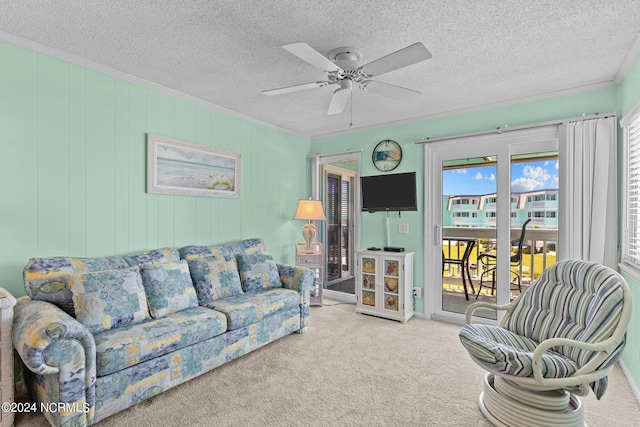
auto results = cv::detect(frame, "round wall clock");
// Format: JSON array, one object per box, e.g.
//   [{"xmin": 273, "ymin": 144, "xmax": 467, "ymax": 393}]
[{"xmin": 372, "ymin": 139, "xmax": 402, "ymax": 172}]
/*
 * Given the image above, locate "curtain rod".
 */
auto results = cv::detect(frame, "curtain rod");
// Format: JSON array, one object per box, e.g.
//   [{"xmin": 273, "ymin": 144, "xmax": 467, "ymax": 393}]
[
  {"xmin": 308, "ymin": 148, "xmax": 363, "ymax": 159},
  {"xmin": 413, "ymin": 112, "xmax": 616, "ymax": 144}
]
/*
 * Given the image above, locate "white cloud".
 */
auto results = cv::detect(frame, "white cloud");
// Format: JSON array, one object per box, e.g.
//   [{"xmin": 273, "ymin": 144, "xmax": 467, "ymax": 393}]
[
  {"xmin": 523, "ymin": 165, "xmax": 551, "ymax": 181},
  {"xmin": 486, "ymin": 173, "xmax": 495, "ymax": 181},
  {"xmin": 510, "ymin": 164, "xmax": 555, "ymax": 191},
  {"xmin": 555, "ymin": 161, "xmax": 559, "ymax": 170},
  {"xmin": 511, "ymin": 177, "xmax": 544, "ymax": 192},
  {"xmin": 474, "ymin": 172, "xmax": 483, "ymax": 180},
  {"xmin": 456, "ymin": 169, "xmax": 468, "ymax": 174}
]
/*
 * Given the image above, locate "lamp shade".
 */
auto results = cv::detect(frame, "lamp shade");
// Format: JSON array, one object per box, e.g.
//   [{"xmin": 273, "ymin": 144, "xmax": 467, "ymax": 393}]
[{"xmin": 293, "ymin": 199, "xmax": 326, "ymax": 221}]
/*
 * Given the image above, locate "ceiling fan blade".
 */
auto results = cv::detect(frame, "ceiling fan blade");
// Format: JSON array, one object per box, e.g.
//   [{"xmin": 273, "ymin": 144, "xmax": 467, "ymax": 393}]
[
  {"xmin": 262, "ymin": 81, "xmax": 328, "ymax": 96},
  {"xmin": 283, "ymin": 42, "xmax": 342, "ymax": 73},
  {"xmin": 360, "ymin": 42, "xmax": 432, "ymax": 77},
  {"xmin": 327, "ymin": 89, "xmax": 350, "ymax": 115},
  {"xmin": 363, "ymin": 81, "xmax": 421, "ymax": 101}
]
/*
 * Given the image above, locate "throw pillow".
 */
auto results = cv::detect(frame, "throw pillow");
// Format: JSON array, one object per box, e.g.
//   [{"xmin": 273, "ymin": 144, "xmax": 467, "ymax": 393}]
[
  {"xmin": 235, "ymin": 254, "xmax": 282, "ymax": 292},
  {"xmin": 140, "ymin": 260, "xmax": 198, "ymax": 318},
  {"xmin": 187, "ymin": 255, "xmax": 244, "ymax": 304},
  {"xmin": 69, "ymin": 266, "xmax": 150, "ymax": 334}
]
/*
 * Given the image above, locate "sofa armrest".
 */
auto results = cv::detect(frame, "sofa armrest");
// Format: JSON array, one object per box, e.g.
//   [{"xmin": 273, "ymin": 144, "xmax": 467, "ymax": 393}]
[
  {"xmin": 13, "ymin": 296, "xmax": 95, "ymax": 374},
  {"xmin": 13, "ymin": 296, "xmax": 96, "ymax": 426},
  {"xmin": 277, "ymin": 264, "xmax": 314, "ymax": 294},
  {"xmin": 277, "ymin": 265, "xmax": 313, "ymax": 331}
]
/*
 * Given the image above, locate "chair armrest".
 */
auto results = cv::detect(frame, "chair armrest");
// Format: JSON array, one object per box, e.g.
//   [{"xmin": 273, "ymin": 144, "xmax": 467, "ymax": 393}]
[
  {"xmin": 531, "ymin": 336, "xmax": 620, "ymax": 383},
  {"xmin": 464, "ymin": 299, "xmax": 519, "ymax": 324},
  {"xmin": 12, "ymin": 296, "xmax": 96, "ymax": 375},
  {"xmin": 277, "ymin": 264, "xmax": 314, "ymax": 294}
]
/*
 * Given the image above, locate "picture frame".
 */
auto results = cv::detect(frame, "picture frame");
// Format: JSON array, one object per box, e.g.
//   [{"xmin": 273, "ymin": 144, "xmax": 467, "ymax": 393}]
[{"xmin": 146, "ymin": 134, "xmax": 241, "ymax": 198}]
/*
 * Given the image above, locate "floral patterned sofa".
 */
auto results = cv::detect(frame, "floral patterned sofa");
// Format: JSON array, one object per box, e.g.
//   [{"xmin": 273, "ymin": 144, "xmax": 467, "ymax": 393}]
[{"xmin": 12, "ymin": 238, "xmax": 313, "ymax": 427}]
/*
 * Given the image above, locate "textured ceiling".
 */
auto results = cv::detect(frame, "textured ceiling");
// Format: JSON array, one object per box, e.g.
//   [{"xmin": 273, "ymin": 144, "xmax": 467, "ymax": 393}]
[{"xmin": 1, "ymin": 1, "xmax": 640, "ymax": 139}]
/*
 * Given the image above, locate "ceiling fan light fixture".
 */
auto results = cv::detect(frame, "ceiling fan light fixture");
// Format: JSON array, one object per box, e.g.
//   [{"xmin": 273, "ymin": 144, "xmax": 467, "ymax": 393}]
[{"xmin": 339, "ymin": 79, "xmax": 353, "ymax": 92}]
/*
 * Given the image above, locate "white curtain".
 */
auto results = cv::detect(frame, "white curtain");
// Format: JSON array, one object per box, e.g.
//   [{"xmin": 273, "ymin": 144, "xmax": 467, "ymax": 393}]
[{"xmin": 559, "ymin": 116, "xmax": 617, "ymax": 268}]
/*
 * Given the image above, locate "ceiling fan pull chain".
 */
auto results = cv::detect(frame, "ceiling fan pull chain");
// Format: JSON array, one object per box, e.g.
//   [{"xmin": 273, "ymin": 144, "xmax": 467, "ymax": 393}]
[{"xmin": 350, "ymin": 90, "xmax": 353, "ymax": 127}]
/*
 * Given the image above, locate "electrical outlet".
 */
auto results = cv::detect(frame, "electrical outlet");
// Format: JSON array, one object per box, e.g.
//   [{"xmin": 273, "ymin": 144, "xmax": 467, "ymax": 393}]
[
  {"xmin": 398, "ymin": 223, "xmax": 409, "ymax": 234},
  {"xmin": 413, "ymin": 287, "xmax": 421, "ymax": 299}
]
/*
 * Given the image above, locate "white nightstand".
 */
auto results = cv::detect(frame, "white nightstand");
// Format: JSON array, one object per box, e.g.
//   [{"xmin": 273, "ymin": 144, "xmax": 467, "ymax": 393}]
[
  {"xmin": 295, "ymin": 242, "xmax": 323, "ymax": 306},
  {"xmin": 0, "ymin": 288, "xmax": 17, "ymax": 427}
]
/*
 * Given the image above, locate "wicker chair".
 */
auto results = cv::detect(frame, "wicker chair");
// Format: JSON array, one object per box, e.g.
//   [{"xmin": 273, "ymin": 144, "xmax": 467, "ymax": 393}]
[{"xmin": 459, "ymin": 259, "xmax": 631, "ymax": 427}]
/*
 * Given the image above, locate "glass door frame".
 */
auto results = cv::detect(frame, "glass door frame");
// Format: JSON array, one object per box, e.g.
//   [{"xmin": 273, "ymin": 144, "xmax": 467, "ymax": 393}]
[
  {"xmin": 310, "ymin": 151, "xmax": 361, "ymax": 304},
  {"xmin": 424, "ymin": 127, "xmax": 559, "ymax": 324},
  {"xmin": 323, "ymin": 163, "xmax": 356, "ymax": 286}
]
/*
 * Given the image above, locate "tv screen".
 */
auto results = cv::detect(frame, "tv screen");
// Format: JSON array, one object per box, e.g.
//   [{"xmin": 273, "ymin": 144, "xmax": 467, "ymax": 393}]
[{"xmin": 361, "ymin": 172, "xmax": 417, "ymax": 212}]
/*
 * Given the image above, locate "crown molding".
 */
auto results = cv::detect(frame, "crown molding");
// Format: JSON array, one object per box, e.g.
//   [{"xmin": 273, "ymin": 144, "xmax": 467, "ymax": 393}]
[
  {"xmin": 310, "ymin": 80, "xmax": 617, "ymax": 140},
  {"xmin": 0, "ymin": 30, "xmax": 310, "ymax": 141},
  {"xmin": 1, "ymin": 29, "xmax": 629, "ymax": 143},
  {"xmin": 615, "ymin": 30, "xmax": 640, "ymax": 84}
]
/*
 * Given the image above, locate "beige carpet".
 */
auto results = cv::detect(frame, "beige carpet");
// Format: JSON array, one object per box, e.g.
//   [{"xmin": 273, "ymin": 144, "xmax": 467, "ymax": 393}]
[{"xmin": 15, "ymin": 302, "xmax": 640, "ymax": 426}]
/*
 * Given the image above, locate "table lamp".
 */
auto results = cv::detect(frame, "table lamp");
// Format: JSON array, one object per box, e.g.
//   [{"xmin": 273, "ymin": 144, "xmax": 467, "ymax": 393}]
[{"xmin": 293, "ymin": 199, "xmax": 326, "ymax": 251}]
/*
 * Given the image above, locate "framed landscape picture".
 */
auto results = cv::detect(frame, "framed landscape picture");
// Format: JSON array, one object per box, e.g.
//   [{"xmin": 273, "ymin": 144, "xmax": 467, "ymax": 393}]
[{"xmin": 146, "ymin": 134, "xmax": 241, "ymax": 198}]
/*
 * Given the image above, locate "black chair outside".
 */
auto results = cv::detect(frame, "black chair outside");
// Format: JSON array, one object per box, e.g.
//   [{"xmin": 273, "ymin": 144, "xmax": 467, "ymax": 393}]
[
  {"xmin": 443, "ymin": 237, "xmax": 476, "ymax": 300},
  {"xmin": 475, "ymin": 219, "xmax": 531, "ymax": 299}
]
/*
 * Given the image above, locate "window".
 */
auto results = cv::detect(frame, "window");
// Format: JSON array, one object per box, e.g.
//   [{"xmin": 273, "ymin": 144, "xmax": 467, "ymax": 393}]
[{"xmin": 622, "ymin": 102, "xmax": 640, "ymax": 272}]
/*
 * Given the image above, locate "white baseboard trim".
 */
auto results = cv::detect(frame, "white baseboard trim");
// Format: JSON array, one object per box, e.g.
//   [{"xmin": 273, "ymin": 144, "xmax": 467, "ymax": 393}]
[
  {"xmin": 322, "ymin": 290, "xmax": 356, "ymax": 304},
  {"xmin": 412, "ymin": 311, "xmax": 427, "ymax": 320},
  {"xmin": 618, "ymin": 359, "xmax": 640, "ymax": 405}
]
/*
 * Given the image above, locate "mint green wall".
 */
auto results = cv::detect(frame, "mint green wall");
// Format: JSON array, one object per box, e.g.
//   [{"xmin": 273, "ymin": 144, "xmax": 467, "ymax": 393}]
[
  {"xmin": 314, "ymin": 55, "xmax": 640, "ymax": 392},
  {"xmin": 2, "ymin": 36, "xmax": 639, "ymax": 394},
  {"xmin": 312, "ymin": 86, "xmax": 618, "ymax": 316},
  {"xmin": 0, "ymin": 41, "xmax": 311, "ymax": 298},
  {"xmin": 618, "ymin": 53, "xmax": 640, "ymax": 393}
]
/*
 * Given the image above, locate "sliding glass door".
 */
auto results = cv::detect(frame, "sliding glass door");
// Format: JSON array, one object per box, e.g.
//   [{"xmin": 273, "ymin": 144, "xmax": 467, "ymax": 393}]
[{"xmin": 425, "ymin": 127, "xmax": 559, "ymax": 323}]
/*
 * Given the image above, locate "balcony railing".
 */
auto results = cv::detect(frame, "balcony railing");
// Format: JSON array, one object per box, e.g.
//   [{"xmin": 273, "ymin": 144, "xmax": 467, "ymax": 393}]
[{"xmin": 442, "ymin": 227, "xmax": 558, "ymax": 290}]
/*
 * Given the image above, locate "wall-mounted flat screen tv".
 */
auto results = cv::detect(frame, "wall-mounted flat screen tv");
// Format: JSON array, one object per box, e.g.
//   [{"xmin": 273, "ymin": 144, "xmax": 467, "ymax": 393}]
[{"xmin": 361, "ymin": 172, "xmax": 417, "ymax": 212}]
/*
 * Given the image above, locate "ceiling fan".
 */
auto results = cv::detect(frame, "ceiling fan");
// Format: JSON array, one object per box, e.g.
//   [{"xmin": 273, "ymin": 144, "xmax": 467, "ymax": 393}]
[{"xmin": 262, "ymin": 42, "xmax": 432, "ymax": 115}]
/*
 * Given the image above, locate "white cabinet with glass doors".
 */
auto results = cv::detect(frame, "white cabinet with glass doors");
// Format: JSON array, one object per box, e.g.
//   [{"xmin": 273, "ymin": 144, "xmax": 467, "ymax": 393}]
[{"xmin": 355, "ymin": 250, "xmax": 414, "ymax": 322}]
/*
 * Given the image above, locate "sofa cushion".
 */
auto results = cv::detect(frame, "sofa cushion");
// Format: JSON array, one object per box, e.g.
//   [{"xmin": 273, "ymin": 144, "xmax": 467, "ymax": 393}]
[
  {"xmin": 187, "ymin": 256, "xmax": 244, "ymax": 304},
  {"xmin": 23, "ymin": 255, "xmax": 131, "ymax": 316},
  {"xmin": 236, "ymin": 254, "xmax": 282, "ymax": 292},
  {"xmin": 203, "ymin": 288, "xmax": 300, "ymax": 330},
  {"xmin": 179, "ymin": 238, "xmax": 267, "ymax": 261},
  {"xmin": 69, "ymin": 266, "xmax": 150, "ymax": 334},
  {"xmin": 94, "ymin": 306, "xmax": 227, "ymax": 376},
  {"xmin": 125, "ymin": 247, "xmax": 180, "ymax": 266},
  {"xmin": 140, "ymin": 260, "xmax": 198, "ymax": 318}
]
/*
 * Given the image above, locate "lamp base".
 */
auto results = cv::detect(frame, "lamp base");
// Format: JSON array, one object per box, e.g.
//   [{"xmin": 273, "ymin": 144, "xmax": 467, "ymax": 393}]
[{"xmin": 302, "ymin": 222, "xmax": 317, "ymax": 251}]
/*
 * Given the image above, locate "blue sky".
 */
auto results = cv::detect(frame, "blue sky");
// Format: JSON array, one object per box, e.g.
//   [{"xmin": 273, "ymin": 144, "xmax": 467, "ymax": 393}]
[{"xmin": 443, "ymin": 159, "xmax": 559, "ymax": 195}]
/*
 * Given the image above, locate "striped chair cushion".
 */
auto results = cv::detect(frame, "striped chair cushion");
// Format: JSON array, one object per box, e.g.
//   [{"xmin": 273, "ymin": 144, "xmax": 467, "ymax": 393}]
[
  {"xmin": 504, "ymin": 260, "xmax": 625, "ymax": 372},
  {"xmin": 461, "ymin": 260, "xmax": 626, "ymax": 399},
  {"xmin": 459, "ymin": 323, "xmax": 580, "ymax": 379}
]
